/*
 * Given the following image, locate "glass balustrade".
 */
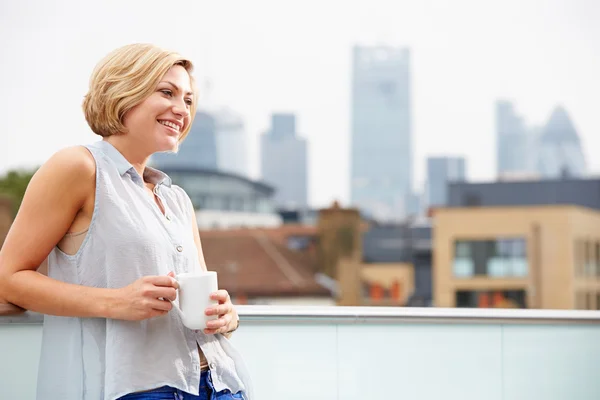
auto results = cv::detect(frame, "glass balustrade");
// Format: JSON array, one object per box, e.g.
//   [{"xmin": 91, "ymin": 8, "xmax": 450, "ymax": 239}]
[{"xmin": 2, "ymin": 306, "xmax": 600, "ymax": 400}]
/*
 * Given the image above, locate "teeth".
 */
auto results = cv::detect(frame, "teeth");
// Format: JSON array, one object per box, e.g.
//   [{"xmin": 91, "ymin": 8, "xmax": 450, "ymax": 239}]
[{"xmin": 159, "ymin": 120, "xmax": 180, "ymax": 131}]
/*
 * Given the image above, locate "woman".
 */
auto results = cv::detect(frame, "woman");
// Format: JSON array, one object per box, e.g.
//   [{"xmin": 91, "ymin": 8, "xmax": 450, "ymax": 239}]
[{"xmin": 0, "ymin": 43, "xmax": 252, "ymax": 400}]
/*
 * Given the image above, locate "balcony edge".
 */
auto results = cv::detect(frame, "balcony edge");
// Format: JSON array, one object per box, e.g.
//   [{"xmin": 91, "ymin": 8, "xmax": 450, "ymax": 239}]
[{"xmin": 3, "ymin": 306, "xmax": 600, "ymax": 325}]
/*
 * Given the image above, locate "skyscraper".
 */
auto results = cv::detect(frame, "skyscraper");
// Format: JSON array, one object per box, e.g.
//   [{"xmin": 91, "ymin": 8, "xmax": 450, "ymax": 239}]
[
  {"xmin": 537, "ymin": 106, "xmax": 586, "ymax": 178},
  {"xmin": 260, "ymin": 113, "xmax": 308, "ymax": 208},
  {"xmin": 350, "ymin": 45, "xmax": 412, "ymax": 221},
  {"xmin": 213, "ymin": 108, "xmax": 249, "ymax": 177},
  {"xmin": 496, "ymin": 101, "xmax": 538, "ymax": 179},
  {"xmin": 426, "ymin": 156, "xmax": 466, "ymax": 207},
  {"xmin": 151, "ymin": 111, "xmax": 218, "ymax": 170},
  {"xmin": 151, "ymin": 108, "xmax": 249, "ymax": 177}
]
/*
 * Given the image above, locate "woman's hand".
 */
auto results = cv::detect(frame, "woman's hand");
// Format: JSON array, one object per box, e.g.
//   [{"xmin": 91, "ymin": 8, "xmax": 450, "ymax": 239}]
[
  {"xmin": 203, "ymin": 289, "xmax": 239, "ymax": 335},
  {"xmin": 109, "ymin": 275, "xmax": 179, "ymax": 321}
]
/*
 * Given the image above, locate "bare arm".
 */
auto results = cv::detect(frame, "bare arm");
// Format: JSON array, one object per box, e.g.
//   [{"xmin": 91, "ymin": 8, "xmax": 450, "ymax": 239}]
[{"xmin": 0, "ymin": 147, "xmax": 177, "ymax": 320}]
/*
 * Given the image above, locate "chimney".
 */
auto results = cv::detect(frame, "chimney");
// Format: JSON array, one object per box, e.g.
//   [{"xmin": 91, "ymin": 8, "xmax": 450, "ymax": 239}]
[{"xmin": 317, "ymin": 200, "xmax": 363, "ymax": 306}]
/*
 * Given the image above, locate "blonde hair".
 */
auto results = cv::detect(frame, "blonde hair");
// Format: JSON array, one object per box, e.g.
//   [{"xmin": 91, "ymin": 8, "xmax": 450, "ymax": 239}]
[{"xmin": 83, "ymin": 43, "xmax": 197, "ymax": 142}]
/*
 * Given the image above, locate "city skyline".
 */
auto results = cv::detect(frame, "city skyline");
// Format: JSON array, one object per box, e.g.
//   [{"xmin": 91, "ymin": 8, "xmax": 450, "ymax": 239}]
[
  {"xmin": 1, "ymin": 0, "xmax": 599, "ymax": 208},
  {"xmin": 350, "ymin": 45, "xmax": 412, "ymax": 221},
  {"xmin": 261, "ymin": 113, "xmax": 308, "ymax": 208}
]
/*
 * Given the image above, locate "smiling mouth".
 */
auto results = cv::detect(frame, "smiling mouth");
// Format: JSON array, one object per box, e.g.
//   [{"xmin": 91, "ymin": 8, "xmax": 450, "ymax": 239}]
[{"xmin": 158, "ymin": 120, "xmax": 181, "ymax": 133}]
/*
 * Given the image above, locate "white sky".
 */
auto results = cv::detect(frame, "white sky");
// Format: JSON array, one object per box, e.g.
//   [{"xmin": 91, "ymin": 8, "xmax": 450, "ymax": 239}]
[{"xmin": 1, "ymin": 0, "xmax": 599, "ymax": 208}]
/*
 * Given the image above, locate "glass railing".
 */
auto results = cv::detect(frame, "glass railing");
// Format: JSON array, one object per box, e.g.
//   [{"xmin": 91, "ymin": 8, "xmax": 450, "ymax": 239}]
[{"xmin": 2, "ymin": 306, "xmax": 600, "ymax": 399}]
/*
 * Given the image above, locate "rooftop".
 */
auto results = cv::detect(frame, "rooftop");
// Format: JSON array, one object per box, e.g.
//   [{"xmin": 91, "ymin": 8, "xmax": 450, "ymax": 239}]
[{"xmin": 199, "ymin": 226, "xmax": 329, "ymax": 298}]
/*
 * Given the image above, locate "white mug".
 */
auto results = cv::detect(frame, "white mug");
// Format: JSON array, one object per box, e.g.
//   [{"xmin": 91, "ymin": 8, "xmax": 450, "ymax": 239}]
[{"xmin": 173, "ymin": 271, "xmax": 218, "ymax": 330}]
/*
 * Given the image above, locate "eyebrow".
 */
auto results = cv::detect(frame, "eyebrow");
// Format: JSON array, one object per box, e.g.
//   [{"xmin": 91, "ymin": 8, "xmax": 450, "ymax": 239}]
[{"xmin": 161, "ymin": 81, "xmax": 194, "ymax": 97}]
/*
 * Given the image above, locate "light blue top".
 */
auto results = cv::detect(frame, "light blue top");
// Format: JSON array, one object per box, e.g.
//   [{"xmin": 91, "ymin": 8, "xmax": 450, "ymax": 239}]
[{"xmin": 36, "ymin": 140, "xmax": 253, "ymax": 400}]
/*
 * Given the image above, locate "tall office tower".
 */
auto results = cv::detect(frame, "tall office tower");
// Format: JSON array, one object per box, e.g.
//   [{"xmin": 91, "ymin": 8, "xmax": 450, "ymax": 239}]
[
  {"xmin": 350, "ymin": 45, "xmax": 412, "ymax": 221},
  {"xmin": 537, "ymin": 106, "xmax": 586, "ymax": 178},
  {"xmin": 213, "ymin": 108, "xmax": 249, "ymax": 177},
  {"xmin": 496, "ymin": 101, "xmax": 538, "ymax": 179},
  {"xmin": 260, "ymin": 113, "xmax": 308, "ymax": 208},
  {"xmin": 426, "ymin": 156, "xmax": 466, "ymax": 207},
  {"xmin": 151, "ymin": 111, "xmax": 218, "ymax": 170}
]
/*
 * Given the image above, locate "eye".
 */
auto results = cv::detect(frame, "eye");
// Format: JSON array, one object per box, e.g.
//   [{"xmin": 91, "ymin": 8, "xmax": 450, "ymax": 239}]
[
  {"xmin": 185, "ymin": 98, "xmax": 193, "ymax": 106},
  {"xmin": 160, "ymin": 89, "xmax": 173, "ymax": 97}
]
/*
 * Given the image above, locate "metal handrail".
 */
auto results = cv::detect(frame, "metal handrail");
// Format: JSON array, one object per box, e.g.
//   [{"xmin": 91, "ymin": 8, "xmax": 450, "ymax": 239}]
[
  {"xmin": 235, "ymin": 305, "xmax": 600, "ymax": 324},
  {"xmin": 3, "ymin": 305, "xmax": 600, "ymax": 325}
]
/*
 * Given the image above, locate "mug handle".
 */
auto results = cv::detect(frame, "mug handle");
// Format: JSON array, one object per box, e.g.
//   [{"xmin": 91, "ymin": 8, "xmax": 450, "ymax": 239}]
[{"xmin": 168, "ymin": 274, "xmax": 183, "ymax": 315}]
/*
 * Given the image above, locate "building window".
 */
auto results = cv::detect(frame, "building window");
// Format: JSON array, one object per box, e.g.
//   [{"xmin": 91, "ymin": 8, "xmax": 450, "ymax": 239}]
[
  {"xmin": 585, "ymin": 241, "xmax": 594, "ymax": 277},
  {"xmin": 574, "ymin": 239, "xmax": 600, "ymax": 278},
  {"xmin": 574, "ymin": 240, "xmax": 584, "ymax": 277},
  {"xmin": 586, "ymin": 292, "xmax": 595, "ymax": 310},
  {"xmin": 455, "ymin": 290, "xmax": 526, "ymax": 308},
  {"xmin": 595, "ymin": 243, "xmax": 600, "ymax": 277},
  {"xmin": 463, "ymin": 193, "xmax": 481, "ymax": 206},
  {"xmin": 287, "ymin": 235, "xmax": 313, "ymax": 251},
  {"xmin": 453, "ymin": 238, "xmax": 527, "ymax": 278}
]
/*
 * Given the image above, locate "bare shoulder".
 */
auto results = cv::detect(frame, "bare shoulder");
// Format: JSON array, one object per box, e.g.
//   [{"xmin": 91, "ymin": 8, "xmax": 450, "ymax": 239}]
[
  {"xmin": 43, "ymin": 146, "xmax": 96, "ymax": 179},
  {"xmin": 24, "ymin": 146, "xmax": 96, "ymax": 210},
  {"xmin": 1, "ymin": 146, "xmax": 97, "ymax": 275}
]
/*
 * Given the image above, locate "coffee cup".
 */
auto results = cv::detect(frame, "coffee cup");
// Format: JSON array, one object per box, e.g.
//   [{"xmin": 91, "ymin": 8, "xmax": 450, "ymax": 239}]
[{"xmin": 173, "ymin": 271, "xmax": 218, "ymax": 330}]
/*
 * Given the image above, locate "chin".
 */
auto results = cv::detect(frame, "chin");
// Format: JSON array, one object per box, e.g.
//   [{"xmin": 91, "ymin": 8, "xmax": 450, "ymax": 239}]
[{"xmin": 156, "ymin": 137, "xmax": 180, "ymax": 153}]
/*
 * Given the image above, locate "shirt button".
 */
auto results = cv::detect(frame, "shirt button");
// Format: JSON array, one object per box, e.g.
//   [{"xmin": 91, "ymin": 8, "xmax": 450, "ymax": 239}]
[
  {"xmin": 166, "ymin": 215, "xmax": 171, "ymax": 221},
  {"xmin": 176, "ymin": 245, "xmax": 183, "ymax": 252},
  {"xmin": 209, "ymin": 363, "xmax": 216, "ymax": 370}
]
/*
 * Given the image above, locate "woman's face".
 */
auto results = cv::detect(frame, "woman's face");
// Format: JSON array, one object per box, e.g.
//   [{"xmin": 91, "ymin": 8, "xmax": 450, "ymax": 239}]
[{"xmin": 123, "ymin": 65, "xmax": 193, "ymax": 154}]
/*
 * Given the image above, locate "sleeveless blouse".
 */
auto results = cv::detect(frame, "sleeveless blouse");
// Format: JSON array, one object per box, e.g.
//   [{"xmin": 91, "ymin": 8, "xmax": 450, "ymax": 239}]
[{"xmin": 36, "ymin": 140, "xmax": 253, "ymax": 400}]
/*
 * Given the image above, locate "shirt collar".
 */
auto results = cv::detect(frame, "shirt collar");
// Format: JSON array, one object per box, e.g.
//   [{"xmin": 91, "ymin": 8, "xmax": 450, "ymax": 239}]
[{"xmin": 96, "ymin": 140, "xmax": 172, "ymax": 188}]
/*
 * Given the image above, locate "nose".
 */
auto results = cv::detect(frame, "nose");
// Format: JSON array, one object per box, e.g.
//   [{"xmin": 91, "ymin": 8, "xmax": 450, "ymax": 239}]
[{"xmin": 172, "ymin": 99, "xmax": 190, "ymax": 118}]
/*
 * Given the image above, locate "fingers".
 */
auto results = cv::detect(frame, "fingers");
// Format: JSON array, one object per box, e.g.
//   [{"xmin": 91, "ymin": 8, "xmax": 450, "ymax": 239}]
[
  {"xmin": 150, "ymin": 298, "xmax": 173, "ymax": 312},
  {"xmin": 210, "ymin": 289, "xmax": 230, "ymax": 303},
  {"xmin": 204, "ymin": 313, "xmax": 231, "ymax": 334},
  {"xmin": 156, "ymin": 287, "xmax": 177, "ymax": 302},
  {"xmin": 143, "ymin": 275, "xmax": 179, "ymax": 289},
  {"xmin": 205, "ymin": 303, "xmax": 232, "ymax": 316}
]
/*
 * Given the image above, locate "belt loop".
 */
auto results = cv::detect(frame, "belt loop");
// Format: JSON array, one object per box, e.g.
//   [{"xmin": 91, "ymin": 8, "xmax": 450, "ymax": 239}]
[{"xmin": 173, "ymin": 391, "xmax": 184, "ymax": 400}]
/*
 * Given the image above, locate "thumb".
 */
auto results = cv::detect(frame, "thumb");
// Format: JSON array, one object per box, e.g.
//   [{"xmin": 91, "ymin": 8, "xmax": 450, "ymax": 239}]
[{"xmin": 167, "ymin": 271, "xmax": 175, "ymax": 278}]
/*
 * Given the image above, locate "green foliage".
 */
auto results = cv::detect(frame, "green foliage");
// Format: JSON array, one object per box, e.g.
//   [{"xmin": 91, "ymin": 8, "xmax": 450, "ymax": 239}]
[{"xmin": 0, "ymin": 168, "xmax": 38, "ymax": 217}]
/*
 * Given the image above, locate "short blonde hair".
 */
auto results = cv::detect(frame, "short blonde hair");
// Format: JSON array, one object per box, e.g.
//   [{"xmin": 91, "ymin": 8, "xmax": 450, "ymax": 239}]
[{"xmin": 83, "ymin": 43, "xmax": 197, "ymax": 142}]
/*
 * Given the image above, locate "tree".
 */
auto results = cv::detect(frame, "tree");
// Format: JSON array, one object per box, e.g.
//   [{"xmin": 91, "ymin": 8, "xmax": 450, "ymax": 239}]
[{"xmin": 0, "ymin": 168, "xmax": 38, "ymax": 217}]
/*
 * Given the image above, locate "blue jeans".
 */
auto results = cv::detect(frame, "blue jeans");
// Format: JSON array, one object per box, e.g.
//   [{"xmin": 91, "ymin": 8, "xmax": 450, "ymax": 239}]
[{"xmin": 117, "ymin": 370, "xmax": 244, "ymax": 400}]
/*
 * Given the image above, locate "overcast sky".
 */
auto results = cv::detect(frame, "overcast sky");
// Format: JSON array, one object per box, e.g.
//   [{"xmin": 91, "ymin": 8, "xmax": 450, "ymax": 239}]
[{"xmin": 1, "ymin": 0, "xmax": 599, "ymax": 207}]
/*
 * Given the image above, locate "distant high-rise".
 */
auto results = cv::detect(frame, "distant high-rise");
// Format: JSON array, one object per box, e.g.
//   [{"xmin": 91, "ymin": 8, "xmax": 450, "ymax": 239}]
[
  {"xmin": 496, "ymin": 101, "xmax": 538, "ymax": 179},
  {"xmin": 426, "ymin": 157, "xmax": 466, "ymax": 207},
  {"xmin": 350, "ymin": 45, "xmax": 412, "ymax": 221},
  {"xmin": 537, "ymin": 106, "xmax": 586, "ymax": 178},
  {"xmin": 152, "ymin": 111, "xmax": 217, "ymax": 170},
  {"xmin": 151, "ymin": 108, "xmax": 249, "ymax": 177},
  {"xmin": 260, "ymin": 113, "xmax": 308, "ymax": 208},
  {"xmin": 213, "ymin": 108, "xmax": 249, "ymax": 177}
]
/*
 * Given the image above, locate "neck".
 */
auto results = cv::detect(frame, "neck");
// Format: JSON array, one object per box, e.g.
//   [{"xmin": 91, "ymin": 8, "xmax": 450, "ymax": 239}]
[{"xmin": 104, "ymin": 136, "xmax": 151, "ymax": 178}]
